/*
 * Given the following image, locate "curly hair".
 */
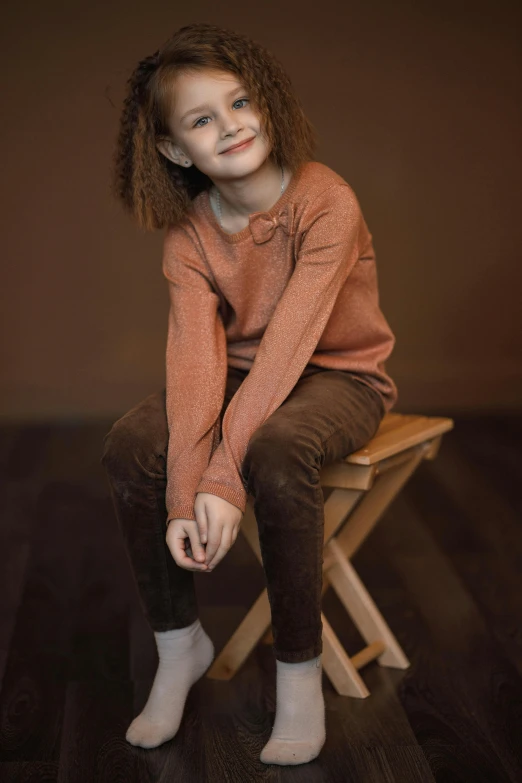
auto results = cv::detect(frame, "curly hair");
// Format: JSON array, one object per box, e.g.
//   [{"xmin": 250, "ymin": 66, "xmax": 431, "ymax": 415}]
[{"xmin": 111, "ymin": 22, "xmax": 319, "ymax": 231}]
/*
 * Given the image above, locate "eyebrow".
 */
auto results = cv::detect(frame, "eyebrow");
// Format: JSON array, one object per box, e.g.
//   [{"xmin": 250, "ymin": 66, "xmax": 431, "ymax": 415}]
[{"xmin": 180, "ymin": 86, "xmax": 245, "ymax": 123}]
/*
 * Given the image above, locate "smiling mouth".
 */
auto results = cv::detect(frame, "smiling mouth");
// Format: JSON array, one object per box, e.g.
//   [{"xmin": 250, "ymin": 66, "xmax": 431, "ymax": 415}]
[{"xmin": 221, "ymin": 137, "xmax": 255, "ymax": 154}]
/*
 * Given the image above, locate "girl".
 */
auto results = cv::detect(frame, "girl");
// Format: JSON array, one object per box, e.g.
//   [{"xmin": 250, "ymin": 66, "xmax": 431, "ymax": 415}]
[{"xmin": 101, "ymin": 22, "xmax": 397, "ymax": 766}]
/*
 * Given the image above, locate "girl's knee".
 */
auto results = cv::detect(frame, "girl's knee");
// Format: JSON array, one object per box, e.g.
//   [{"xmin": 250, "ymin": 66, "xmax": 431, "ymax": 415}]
[
  {"xmin": 101, "ymin": 393, "xmax": 168, "ymax": 475},
  {"xmin": 242, "ymin": 426, "xmax": 319, "ymax": 494}
]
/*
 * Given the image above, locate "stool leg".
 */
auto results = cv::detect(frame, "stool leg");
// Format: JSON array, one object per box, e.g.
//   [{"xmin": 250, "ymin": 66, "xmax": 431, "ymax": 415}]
[
  {"xmin": 335, "ymin": 447, "xmax": 427, "ymax": 557},
  {"xmin": 206, "ymin": 589, "xmax": 271, "ymax": 680},
  {"xmin": 325, "ymin": 538, "xmax": 409, "ymax": 669},
  {"xmin": 321, "ymin": 613, "xmax": 370, "ymax": 697}
]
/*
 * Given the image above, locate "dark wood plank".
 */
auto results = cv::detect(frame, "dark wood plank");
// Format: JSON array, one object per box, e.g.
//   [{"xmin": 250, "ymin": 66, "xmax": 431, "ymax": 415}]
[
  {"xmin": 57, "ymin": 681, "xmax": 134, "ymax": 783},
  {"xmin": 0, "ymin": 480, "xmax": 71, "ymax": 762},
  {"xmin": 359, "ymin": 481, "xmax": 522, "ymax": 782},
  {"xmin": 0, "ymin": 648, "xmax": 67, "ymax": 763},
  {"xmin": 0, "ymin": 761, "xmax": 58, "ymax": 781},
  {"xmin": 412, "ymin": 435, "xmax": 522, "ymax": 677},
  {"xmin": 0, "ymin": 426, "xmax": 55, "ymax": 687}
]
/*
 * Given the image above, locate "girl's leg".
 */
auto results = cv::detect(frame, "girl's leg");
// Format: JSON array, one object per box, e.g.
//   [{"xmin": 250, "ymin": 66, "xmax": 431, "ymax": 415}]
[
  {"xmin": 240, "ymin": 370, "xmax": 385, "ymax": 765},
  {"xmin": 100, "ymin": 387, "xmax": 197, "ymax": 630},
  {"xmin": 100, "ymin": 365, "xmax": 248, "ymax": 748},
  {"xmin": 100, "ymin": 365, "xmax": 248, "ymax": 630}
]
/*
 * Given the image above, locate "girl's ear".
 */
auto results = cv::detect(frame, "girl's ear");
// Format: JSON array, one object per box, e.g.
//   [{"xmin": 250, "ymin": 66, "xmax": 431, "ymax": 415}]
[{"xmin": 156, "ymin": 136, "xmax": 186, "ymax": 166}]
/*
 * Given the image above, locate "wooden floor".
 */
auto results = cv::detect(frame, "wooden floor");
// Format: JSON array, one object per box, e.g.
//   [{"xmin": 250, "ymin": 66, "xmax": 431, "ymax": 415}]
[{"xmin": 0, "ymin": 412, "xmax": 521, "ymax": 781}]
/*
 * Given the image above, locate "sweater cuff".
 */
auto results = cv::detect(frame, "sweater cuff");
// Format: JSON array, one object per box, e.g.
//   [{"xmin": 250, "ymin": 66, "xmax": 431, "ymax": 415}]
[
  {"xmin": 195, "ymin": 480, "xmax": 247, "ymax": 514},
  {"xmin": 166, "ymin": 503, "xmax": 197, "ymax": 525}
]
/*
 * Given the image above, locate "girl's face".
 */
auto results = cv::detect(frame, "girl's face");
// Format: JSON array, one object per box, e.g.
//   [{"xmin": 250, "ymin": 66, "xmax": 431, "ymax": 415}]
[{"xmin": 156, "ymin": 68, "xmax": 271, "ymax": 181}]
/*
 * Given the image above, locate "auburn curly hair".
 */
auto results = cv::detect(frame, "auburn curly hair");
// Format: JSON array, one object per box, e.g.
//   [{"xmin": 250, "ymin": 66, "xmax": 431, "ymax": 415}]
[{"xmin": 111, "ymin": 22, "xmax": 319, "ymax": 231}]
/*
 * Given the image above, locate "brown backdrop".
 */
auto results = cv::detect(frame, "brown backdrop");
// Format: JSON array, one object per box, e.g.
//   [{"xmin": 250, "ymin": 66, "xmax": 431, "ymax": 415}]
[{"xmin": 1, "ymin": 1, "xmax": 521, "ymax": 419}]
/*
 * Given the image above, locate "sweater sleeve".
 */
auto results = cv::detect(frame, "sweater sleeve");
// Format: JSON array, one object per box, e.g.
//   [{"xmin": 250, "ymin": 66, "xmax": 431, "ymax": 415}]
[
  {"xmin": 196, "ymin": 183, "xmax": 364, "ymax": 513},
  {"xmin": 162, "ymin": 225, "xmax": 228, "ymax": 524}
]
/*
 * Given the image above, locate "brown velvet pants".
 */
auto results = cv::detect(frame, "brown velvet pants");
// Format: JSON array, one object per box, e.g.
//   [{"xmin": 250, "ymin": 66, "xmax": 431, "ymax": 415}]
[{"xmin": 100, "ymin": 366, "xmax": 385, "ymax": 663}]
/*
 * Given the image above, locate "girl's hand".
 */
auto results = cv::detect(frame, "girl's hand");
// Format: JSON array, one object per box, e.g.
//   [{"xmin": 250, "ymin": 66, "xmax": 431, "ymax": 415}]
[
  {"xmin": 165, "ymin": 518, "xmax": 210, "ymax": 572},
  {"xmin": 194, "ymin": 492, "xmax": 242, "ymax": 571}
]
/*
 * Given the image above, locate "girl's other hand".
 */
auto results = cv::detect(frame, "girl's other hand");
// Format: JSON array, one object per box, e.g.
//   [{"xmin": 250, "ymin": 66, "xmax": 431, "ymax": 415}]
[
  {"xmin": 165, "ymin": 518, "xmax": 210, "ymax": 572},
  {"xmin": 194, "ymin": 492, "xmax": 242, "ymax": 571}
]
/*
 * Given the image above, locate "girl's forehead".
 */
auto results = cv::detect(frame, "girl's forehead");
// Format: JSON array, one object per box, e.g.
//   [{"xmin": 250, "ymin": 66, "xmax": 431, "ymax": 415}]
[{"xmin": 174, "ymin": 68, "xmax": 244, "ymax": 90}]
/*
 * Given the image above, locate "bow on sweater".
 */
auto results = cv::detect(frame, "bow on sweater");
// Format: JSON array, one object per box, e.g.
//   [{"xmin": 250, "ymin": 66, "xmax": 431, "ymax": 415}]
[{"xmin": 248, "ymin": 203, "xmax": 296, "ymax": 244}]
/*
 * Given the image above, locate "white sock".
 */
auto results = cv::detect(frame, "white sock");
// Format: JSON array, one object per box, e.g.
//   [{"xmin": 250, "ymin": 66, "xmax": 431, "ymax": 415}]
[
  {"xmin": 260, "ymin": 654, "xmax": 326, "ymax": 765},
  {"xmin": 125, "ymin": 618, "xmax": 214, "ymax": 749}
]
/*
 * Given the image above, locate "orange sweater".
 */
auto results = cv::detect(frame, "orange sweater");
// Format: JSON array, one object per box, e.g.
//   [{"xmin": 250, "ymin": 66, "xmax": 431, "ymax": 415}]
[{"xmin": 162, "ymin": 161, "xmax": 398, "ymax": 523}]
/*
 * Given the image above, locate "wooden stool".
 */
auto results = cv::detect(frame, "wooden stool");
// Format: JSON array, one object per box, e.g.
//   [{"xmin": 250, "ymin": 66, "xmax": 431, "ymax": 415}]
[{"xmin": 206, "ymin": 412, "xmax": 454, "ymax": 697}]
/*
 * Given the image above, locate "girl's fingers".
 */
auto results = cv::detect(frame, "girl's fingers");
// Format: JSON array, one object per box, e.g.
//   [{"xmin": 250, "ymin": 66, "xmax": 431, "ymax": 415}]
[
  {"xmin": 206, "ymin": 531, "xmax": 233, "ymax": 570},
  {"xmin": 176, "ymin": 538, "xmax": 209, "ymax": 571},
  {"xmin": 187, "ymin": 526, "xmax": 207, "ymax": 564},
  {"xmin": 195, "ymin": 506, "xmax": 208, "ymax": 546},
  {"xmin": 166, "ymin": 521, "xmax": 209, "ymax": 571},
  {"xmin": 203, "ymin": 527, "xmax": 223, "ymax": 565}
]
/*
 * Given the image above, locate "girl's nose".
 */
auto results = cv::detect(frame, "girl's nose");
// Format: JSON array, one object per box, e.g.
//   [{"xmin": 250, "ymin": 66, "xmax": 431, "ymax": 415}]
[{"xmin": 221, "ymin": 115, "xmax": 243, "ymax": 135}]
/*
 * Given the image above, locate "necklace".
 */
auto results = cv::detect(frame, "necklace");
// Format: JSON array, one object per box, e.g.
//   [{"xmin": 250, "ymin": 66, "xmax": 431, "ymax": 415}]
[{"xmin": 214, "ymin": 165, "xmax": 285, "ymax": 228}]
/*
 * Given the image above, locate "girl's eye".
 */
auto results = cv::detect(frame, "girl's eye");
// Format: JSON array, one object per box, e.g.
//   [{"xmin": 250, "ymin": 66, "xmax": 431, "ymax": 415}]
[{"xmin": 193, "ymin": 98, "xmax": 249, "ymax": 128}]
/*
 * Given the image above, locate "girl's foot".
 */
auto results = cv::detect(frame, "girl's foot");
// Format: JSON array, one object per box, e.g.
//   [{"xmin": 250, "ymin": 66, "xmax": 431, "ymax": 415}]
[
  {"xmin": 125, "ymin": 618, "xmax": 214, "ymax": 749},
  {"xmin": 260, "ymin": 654, "xmax": 326, "ymax": 766}
]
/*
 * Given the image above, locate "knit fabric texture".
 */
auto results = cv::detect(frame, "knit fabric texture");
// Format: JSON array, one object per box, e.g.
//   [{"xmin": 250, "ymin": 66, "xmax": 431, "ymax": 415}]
[{"xmin": 162, "ymin": 160, "xmax": 398, "ymax": 523}]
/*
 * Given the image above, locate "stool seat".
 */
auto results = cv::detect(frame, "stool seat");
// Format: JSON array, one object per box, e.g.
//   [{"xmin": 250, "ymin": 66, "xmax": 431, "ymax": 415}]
[
  {"xmin": 345, "ymin": 413, "xmax": 454, "ymax": 464},
  {"xmin": 206, "ymin": 412, "xmax": 454, "ymax": 697}
]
